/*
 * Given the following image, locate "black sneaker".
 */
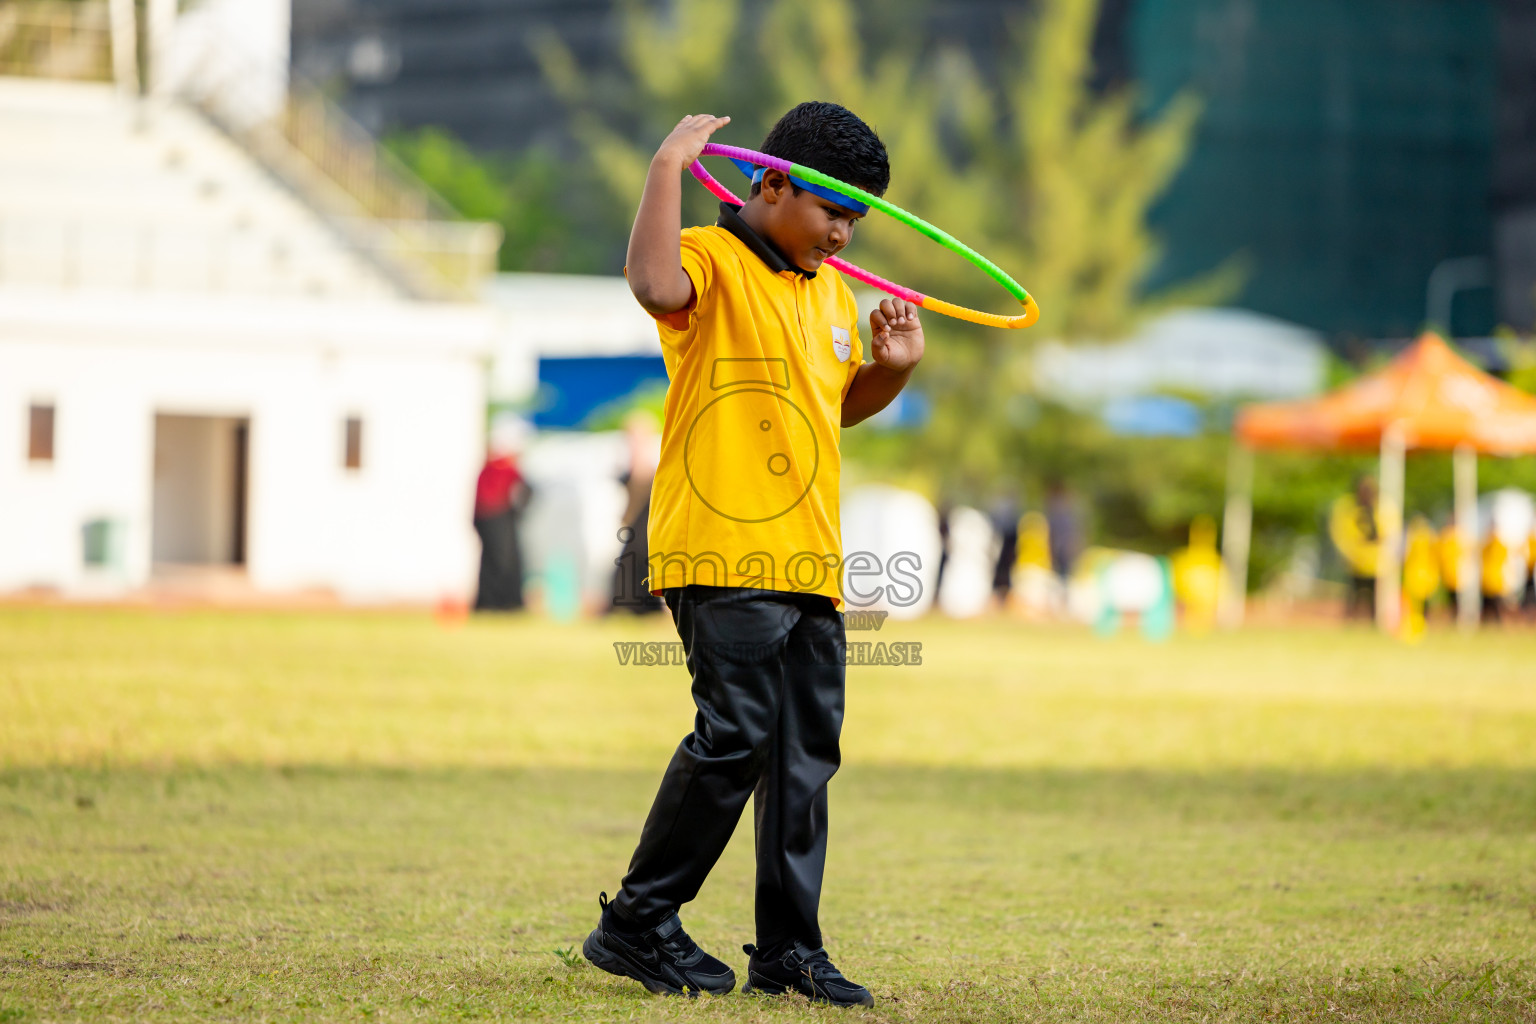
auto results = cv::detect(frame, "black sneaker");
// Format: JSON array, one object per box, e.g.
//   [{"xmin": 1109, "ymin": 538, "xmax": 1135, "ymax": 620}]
[
  {"xmin": 581, "ymin": 893, "xmax": 735, "ymax": 996},
  {"xmin": 741, "ymin": 940, "xmax": 874, "ymax": 1007}
]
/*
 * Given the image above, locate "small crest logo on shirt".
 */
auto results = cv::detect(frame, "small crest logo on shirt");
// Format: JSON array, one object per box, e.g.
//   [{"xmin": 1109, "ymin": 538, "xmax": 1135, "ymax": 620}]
[{"xmin": 831, "ymin": 325, "xmax": 852, "ymax": 362}]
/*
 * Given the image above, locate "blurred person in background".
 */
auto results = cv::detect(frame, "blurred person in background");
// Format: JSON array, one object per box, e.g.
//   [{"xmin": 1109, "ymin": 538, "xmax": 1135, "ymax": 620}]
[
  {"xmin": 1439, "ymin": 515, "xmax": 1469, "ymax": 621},
  {"xmin": 1401, "ymin": 516, "xmax": 1441, "ymax": 642},
  {"xmin": 1010, "ymin": 511, "xmax": 1060, "ymax": 618},
  {"xmin": 610, "ymin": 409, "xmax": 664, "ymax": 614},
  {"xmin": 1045, "ymin": 479, "xmax": 1084, "ymax": 584},
  {"xmin": 472, "ymin": 419, "xmax": 532, "ymax": 612},
  {"xmin": 1481, "ymin": 528, "xmax": 1509, "ymax": 624},
  {"xmin": 935, "ymin": 501, "xmax": 952, "ymax": 598},
  {"xmin": 1523, "ymin": 524, "xmax": 1536, "ymax": 620},
  {"xmin": 989, "ymin": 491, "xmax": 1022, "ymax": 608},
  {"xmin": 1171, "ymin": 515, "xmax": 1223, "ymax": 634},
  {"xmin": 1329, "ymin": 475, "xmax": 1383, "ymax": 620}
]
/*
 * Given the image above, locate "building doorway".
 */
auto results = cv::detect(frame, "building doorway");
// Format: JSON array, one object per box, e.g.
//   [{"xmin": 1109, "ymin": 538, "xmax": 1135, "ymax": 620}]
[{"xmin": 151, "ymin": 415, "xmax": 250, "ymax": 567}]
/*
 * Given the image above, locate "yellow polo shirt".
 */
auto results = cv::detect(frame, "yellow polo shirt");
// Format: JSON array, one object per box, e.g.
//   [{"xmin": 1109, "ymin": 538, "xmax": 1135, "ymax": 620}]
[{"xmin": 642, "ymin": 207, "xmax": 863, "ymax": 606}]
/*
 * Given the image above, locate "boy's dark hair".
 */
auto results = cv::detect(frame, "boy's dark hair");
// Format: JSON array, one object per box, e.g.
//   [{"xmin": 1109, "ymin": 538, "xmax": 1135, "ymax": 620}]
[{"xmin": 749, "ymin": 101, "xmax": 890, "ymax": 200}]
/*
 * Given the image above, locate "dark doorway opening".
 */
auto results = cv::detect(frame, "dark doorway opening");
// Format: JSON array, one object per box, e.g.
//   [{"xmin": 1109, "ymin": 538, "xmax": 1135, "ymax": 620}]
[{"xmin": 151, "ymin": 414, "xmax": 251, "ymax": 567}]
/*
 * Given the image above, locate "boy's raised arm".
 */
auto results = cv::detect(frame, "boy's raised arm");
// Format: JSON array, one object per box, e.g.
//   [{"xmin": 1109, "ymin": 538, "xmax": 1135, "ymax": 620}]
[{"xmin": 626, "ymin": 114, "xmax": 731, "ymax": 315}]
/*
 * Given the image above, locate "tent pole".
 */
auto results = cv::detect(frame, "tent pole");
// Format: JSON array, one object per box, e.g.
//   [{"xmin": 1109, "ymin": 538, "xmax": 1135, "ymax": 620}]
[
  {"xmin": 1376, "ymin": 425, "xmax": 1406, "ymax": 633},
  {"xmin": 1218, "ymin": 443, "xmax": 1254, "ymax": 629},
  {"xmin": 1454, "ymin": 444, "xmax": 1479, "ymax": 633},
  {"xmin": 109, "ymin": 0, "xmax": 139, "ymax": 96}
]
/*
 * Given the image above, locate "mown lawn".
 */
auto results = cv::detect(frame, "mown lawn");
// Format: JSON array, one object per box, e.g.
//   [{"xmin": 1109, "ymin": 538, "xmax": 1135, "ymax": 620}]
[{"xmin": 2, "ymin": 606, "xmax": 1535, "ymax": 1022}]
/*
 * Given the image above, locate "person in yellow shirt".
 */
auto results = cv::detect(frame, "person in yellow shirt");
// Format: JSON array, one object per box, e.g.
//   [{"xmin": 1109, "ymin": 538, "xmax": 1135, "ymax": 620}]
[
  {"xmin": 1523, "ymin": 527, "xmax": 1536, "ymax": 619},
  {"xmin": 1329, "ymin": 476, "xmax": 1384, "ymax": 620},
  {"xmin": 583, "ymin": 104, "xmax": 917, "ymax": 1007},
  {"xmin": 1171, "ymin": 515, "xmax": 1223, "ymax": 634},
  {"xmin": 1482, "ymin": 529, "xmax": 1509, "ymax": 623},
  {"xmin": 1439, "ymin": 518, "xmax": 1469, "ymax": 620},
  {"xmin": 1401, "ymin": 516, "xmax": 1441, "ymax": 641},
  {"xmin": 1010, "ymin": 510, "xmax": 1058, "ymax": 617}
]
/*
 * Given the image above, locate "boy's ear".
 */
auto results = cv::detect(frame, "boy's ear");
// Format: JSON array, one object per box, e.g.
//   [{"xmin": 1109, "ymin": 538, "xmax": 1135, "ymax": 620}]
[{"xmin": 759, "ymin": 169, "xmax": 791, "ymax": 204}]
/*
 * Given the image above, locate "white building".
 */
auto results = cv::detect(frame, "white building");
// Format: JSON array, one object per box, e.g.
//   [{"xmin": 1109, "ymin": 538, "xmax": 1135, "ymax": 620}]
[{"xmin": 0, "ymin": 18, "xmax": 498, "ymax": 603}]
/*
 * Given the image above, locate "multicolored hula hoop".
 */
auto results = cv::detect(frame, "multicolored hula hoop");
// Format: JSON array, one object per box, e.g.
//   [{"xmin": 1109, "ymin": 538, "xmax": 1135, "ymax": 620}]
[{"xmin": 688, "ymin": 143, "xmax": 1039, "ymax": 330}]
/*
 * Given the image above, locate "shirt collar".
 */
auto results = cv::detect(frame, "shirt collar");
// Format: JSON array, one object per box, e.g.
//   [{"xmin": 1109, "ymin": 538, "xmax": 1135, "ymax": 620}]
[{"xmin": 716, "ymin": 201, "xmax": 816, "ymax": 279}]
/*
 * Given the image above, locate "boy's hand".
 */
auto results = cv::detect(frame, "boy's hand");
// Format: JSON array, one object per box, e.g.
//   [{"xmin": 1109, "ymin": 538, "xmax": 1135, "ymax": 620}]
[
  {"xmin": 842, "ymin": 300, "xmax": 925, "ymax": 427},
  {"xmin": 627, "ymin": 114, "xmax": 730, "ymax": 315},
  {"xmin": 656, "ymin": 113, "xmax": 731, "ymax": 168},
  {"xmin": 869, "ymin": 298, "xmax": 925, "ymax": 373}
]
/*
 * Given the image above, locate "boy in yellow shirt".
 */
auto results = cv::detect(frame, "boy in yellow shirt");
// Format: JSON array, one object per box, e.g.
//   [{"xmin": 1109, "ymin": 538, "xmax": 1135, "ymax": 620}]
[{"xmin": 582, "ymin": 103, "xmax": 922, "ymax": 1006}]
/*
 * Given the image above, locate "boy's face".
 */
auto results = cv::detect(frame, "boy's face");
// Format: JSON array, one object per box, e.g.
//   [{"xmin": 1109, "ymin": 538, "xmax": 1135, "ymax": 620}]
[{"xmin": 755, "ymin": 170, "xmax": 866, "ymax": 273}]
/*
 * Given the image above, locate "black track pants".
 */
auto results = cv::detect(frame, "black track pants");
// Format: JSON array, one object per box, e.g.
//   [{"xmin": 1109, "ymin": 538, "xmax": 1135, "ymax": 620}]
[{"xmin": 613, "ymin": 584, "xmax": 846, "ymax": 950}]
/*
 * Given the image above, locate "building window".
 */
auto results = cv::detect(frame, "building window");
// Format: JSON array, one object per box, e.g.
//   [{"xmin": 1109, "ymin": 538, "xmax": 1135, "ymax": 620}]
[
  {"xmin": 28, "ymin": 404, "xmax": 54, "ymax": 462},
  {"xmin": 343, "ymin": 416, "xmax": 363, "ymax": 470}
]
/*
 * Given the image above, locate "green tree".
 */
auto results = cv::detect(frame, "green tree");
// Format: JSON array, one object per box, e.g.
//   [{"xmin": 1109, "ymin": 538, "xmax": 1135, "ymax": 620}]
[
  {"xmin": 543, "ymin": 0, "xmax": 1236, "ymax": 498},
  {"xmin": 535, "ymin": 0, "xmax": 770, "ymax": 233},
  {"xmin": 385, "ymin": 127, "xmax": 623, "ymax": 273}
]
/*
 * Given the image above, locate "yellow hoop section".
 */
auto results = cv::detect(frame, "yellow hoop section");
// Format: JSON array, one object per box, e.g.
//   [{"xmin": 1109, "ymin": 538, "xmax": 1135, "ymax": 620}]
[{"xmin": 921, "ymin": 293, "xmax": 1040, "ymax": 330}]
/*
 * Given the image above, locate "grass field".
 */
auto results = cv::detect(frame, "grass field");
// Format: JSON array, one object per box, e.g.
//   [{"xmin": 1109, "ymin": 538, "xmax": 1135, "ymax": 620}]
[{"xmin": 3, "ymin": 606, "xmax": 1536, "ymax": 1022}]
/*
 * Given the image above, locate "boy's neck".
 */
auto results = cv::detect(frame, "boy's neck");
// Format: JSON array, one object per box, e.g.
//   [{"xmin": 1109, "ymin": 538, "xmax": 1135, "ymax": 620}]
[
  {"xmin": 737, "ymin": 198, "xmax": 799, "ymax": 266},
  {"xmin": 723, "ymin": 199, "xmax": 814, "ymax": 277},
  {"xmin": 736, "ymin": 196, "xmax": 774, "ymax": 240}
]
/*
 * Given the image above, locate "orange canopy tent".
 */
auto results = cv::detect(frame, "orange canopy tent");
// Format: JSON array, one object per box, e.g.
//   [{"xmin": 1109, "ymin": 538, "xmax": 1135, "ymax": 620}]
[
  {"xmin": 1236, "ymin": 333, "xmax": 1536, "ymax": 455},
  {"xmin": 1219, "ymin": 333, "xmax": 1536, "ymax": 631}
]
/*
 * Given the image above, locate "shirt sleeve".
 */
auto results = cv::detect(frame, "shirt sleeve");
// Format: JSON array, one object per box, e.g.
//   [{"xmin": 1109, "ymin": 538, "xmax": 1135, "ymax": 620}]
[{"xmin": 642, "ymin": 229, "xmax": 714, "ymax": 348}]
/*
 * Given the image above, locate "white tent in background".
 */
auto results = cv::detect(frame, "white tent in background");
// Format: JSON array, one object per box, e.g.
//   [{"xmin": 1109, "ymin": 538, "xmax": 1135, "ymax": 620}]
[{"xmin": 1033, "ymin": 307, "xmax": 1326, "ymax": 403}]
